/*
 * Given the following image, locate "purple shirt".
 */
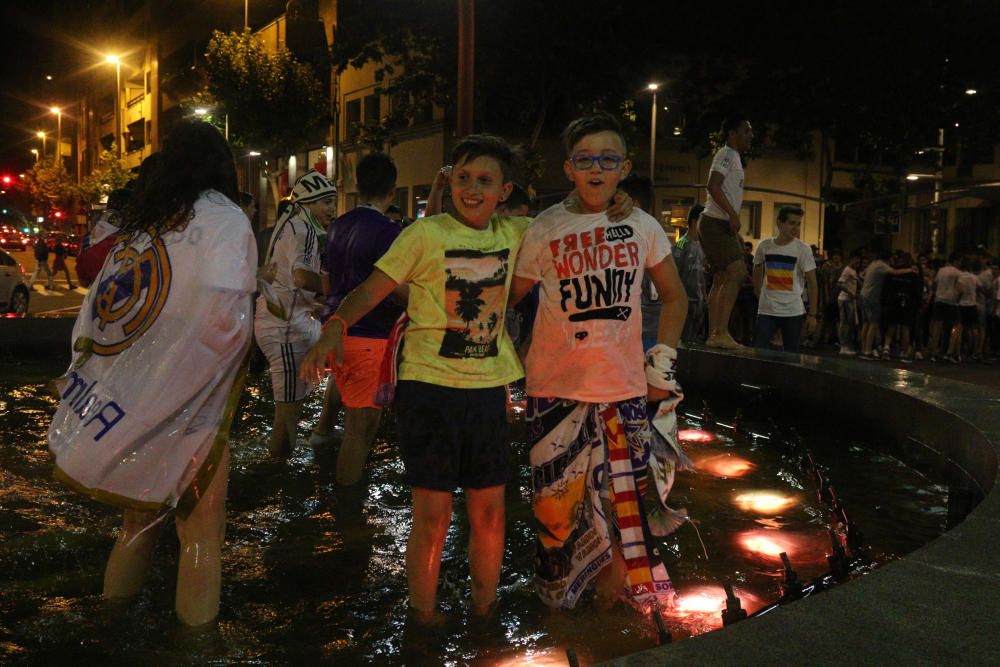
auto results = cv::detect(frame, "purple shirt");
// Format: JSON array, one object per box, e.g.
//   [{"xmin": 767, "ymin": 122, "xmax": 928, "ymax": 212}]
[{"xmin": 321, "ymin": 206, "xmax": 403, "ymax": 338}]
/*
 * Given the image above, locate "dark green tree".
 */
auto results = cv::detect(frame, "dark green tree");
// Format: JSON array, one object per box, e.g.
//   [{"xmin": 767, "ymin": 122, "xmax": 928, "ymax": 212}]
[{"xmin": 203, "ymin": 29, "xmax": 328, "ymax": 208}]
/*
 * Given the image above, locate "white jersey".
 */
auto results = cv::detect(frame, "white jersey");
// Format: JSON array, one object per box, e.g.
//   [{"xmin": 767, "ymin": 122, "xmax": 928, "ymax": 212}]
[
  {"xmin": 704, "ymin": 145, "xmax": 745, "ymax": 219},
  {"xmin": 255, "ymin": 206, "xmax": 323, "ymax": 340},
  {"xmin": 48, "ymin": 190, "xmax": 256, "ymax": 509}
]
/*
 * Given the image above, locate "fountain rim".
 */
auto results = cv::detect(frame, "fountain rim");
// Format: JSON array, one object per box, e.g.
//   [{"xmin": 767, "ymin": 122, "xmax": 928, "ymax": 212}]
[{"xmin": 604, "ymin": 347, "xmax": 1000, "ymax": 666}]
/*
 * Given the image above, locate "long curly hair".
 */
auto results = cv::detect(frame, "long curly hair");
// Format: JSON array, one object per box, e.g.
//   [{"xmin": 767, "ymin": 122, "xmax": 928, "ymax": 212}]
[{"xmin": 120, "ymin": 119, "xmax": 238, "ymax": 238}]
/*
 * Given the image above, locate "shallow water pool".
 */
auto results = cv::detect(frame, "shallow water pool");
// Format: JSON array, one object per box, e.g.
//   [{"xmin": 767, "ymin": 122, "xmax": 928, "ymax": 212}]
[{"xmin": 0, "ymin": 361, "xmax": 963, "ymax": 665}]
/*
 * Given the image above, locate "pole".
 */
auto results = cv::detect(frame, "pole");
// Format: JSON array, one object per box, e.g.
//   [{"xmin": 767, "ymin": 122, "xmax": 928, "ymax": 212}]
[
  {"xmin": 115, "ymin": 61, "xmax": 122, "ymax": 158},
  {"xmin": 225, "ymin": 113, "xmax": 229, "ymax": 141},
  {"xmin": 55, "ymin": 111, "xmax": 62, "ymax": 170},
  {"xmin": 41, "ymin": 134, "xmax": 47, "ymax": 159},
  {"xmin": 932, "ymin": 126, "xmax": 943, "ymax": 257},
  {"xmin": 244, "ymin": 0, "xmax": 248, "ymax": 30},
  {"xmin": 456, "ymin": 0, "xmax": 474, "ymax": 136},
  {"xmin": 649, "ymin": 90, "xmax": 657, "ymax": 185}
]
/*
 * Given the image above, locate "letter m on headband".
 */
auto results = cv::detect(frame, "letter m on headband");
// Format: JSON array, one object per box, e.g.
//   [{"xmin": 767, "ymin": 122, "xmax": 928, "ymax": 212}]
[{"xmin": 298, "ymin": 174, "xmax": 326, "ymax": 193}]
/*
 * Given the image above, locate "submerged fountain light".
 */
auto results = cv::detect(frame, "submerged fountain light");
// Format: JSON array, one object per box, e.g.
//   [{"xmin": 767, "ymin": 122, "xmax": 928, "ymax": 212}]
[
  {"xmin": 666, "ymin": 585, "xmax": 765, "ymax": 633},
  {"xmin": 734, "ymin": 492, "xmax": 797, "ymax": 514},
  {"xmin": 694, "ymin": 453, "xmax": 755, "ymax": 478},
  {"xmin": 678, "ymin": 428, "xmax": 715, "ymax": 444},
  {"xmin": 736, "ymin": 529, "xmax": 831, "ymax": 566}
]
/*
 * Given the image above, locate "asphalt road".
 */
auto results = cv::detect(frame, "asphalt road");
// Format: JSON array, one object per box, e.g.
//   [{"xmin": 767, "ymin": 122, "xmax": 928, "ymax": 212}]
[{"xmin": 10, "ymin": 250, "xmax": 87, "ymax": 317}]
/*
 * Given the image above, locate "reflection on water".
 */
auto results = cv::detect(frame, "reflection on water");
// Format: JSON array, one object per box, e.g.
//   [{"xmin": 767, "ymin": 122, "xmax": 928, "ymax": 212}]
[{"xmin": 0, "ymin": 362, "xmax": 964, "ymax": 665}]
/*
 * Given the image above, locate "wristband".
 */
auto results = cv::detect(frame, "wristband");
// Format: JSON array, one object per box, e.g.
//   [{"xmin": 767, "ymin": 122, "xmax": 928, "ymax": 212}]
[
  {"xmin": 645, "ymin": 344, "xmax": 679, "ymax": 391},
  {"xmin": 327, "ymin": 315, "xmax": 348, "ymax": 336}
]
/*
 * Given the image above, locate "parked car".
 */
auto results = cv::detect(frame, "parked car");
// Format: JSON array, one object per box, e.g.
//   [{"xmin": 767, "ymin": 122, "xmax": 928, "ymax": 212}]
[
  {"xmin": 0, "ymin": 226, "xmax": 29, "ymax": 251},
  {"xmin": 45, "ymin": 232, "xmax": 80, "ymax": 256},
  {"xmin": 0, "ymin": 249, "xmax": 30, "ymax": 316}
]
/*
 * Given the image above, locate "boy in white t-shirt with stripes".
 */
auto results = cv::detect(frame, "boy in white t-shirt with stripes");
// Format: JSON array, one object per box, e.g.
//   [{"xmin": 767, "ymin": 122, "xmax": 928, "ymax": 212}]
[{"xmin": 751, "ymin": 205, "xmax": 818, "ymax": 352}]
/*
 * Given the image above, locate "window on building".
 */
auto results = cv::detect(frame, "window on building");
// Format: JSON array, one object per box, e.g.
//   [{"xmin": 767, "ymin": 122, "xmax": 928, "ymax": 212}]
[
  {"xmin": 364, "ymin": 94, "xmax": 381, "ymax": 125},
  {"xmin": 345, "ymin": 98, "xmax": 361, "ymax": 142},
  {"xmin": 413, "ymin": 185, "xmax": 431, "ymax": 218},
  {"xmin": 954, "ymin": 207, "xmax": 993, "ymax": 250},
  {"xmin": 394, "ymin": 186, "xmax": 409, "ymax": 218},
  {"xmin": 741, "ymin": 201, "xmax": 762, "ymax": 239}
]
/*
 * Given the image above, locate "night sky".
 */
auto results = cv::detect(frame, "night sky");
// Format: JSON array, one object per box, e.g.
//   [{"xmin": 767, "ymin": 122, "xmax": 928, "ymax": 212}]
[{"xmin": 1, "ymin": 1, "xmax": 998, "ymax": 172}]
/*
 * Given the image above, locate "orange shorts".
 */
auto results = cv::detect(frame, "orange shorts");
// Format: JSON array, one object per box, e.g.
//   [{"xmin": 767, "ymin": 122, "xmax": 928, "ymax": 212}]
[{"xmin": 328, "ymin": 335, "xmax": 388, "ymax": 409}]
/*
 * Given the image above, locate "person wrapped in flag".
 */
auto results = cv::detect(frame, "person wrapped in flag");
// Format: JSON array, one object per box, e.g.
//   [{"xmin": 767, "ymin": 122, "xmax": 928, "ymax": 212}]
[
  {"xmin": 510, "ymin": 112, "xmax": 689, "ymax": 610},
  {"xmin": 47, "ymin": 120, "xmax": 256, "ymax": 626}
]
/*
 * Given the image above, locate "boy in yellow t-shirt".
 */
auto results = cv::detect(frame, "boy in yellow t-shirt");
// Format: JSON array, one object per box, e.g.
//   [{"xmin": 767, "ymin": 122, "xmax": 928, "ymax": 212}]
[{"xmin": 300, "ymin": 135, "xmax": 529, "ymax": 623}]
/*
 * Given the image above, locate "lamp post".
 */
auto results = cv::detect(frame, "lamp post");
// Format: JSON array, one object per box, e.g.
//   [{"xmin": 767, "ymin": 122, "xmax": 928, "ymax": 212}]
[
  {"xmin": 245, "ymin": 0, "xmax": 249, "ymax": 29},
  {"xmin": 456, "ymin": 0, "xmax": 474, "ymax": 136},
  {"xmin": 106, "ymin": 55, "xmax": 122, "ymax": 158},
  {"xmin": 647, "ymin": 83, "xmax": 659, "ymax": 184},
  {"xmin": 50, "ymin": 106, "xmax": 62, "ymax": 170},
  {"xmin": 30, "ymin": 149, "xmax": 39, "ymax": 163},
  {"xmin": 36, "ymin": 132, "xmax": 47, "ymax": 160}
]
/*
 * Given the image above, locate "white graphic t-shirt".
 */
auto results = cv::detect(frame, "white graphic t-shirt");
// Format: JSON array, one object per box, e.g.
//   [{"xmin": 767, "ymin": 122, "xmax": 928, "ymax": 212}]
[
  {"xmin": 753, "ymin": 237, "xmax": 815, "ymax": 317},
  {"xmin": 703, "ymin": 145, "xmax": 744, "ymax": 219},
  {"xmin": 934, "ymin": 264, "xmax": 961, "ymax": 304},
  {"xmin": 514, "ymin": 203, "xmax": 671, "ymax": 402}
]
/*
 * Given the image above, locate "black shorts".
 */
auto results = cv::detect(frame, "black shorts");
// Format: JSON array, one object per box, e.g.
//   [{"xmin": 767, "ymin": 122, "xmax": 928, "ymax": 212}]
[
  {"xmin": 932, "ymin": 302, "xmax": 959, "ymax": 329},
  {"xmin": 394, "ymin": 380, "xmax": 510, "ymax": 491},
  {"xmin": 960, "ymin": 305, "xmax": 978, "ymax": 328}
]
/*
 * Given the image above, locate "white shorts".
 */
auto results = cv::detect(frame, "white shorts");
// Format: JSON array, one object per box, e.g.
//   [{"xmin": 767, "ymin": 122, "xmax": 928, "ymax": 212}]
[{"xmin": 254, "ymin": 326, "xmax": 315, "ymax": 403}]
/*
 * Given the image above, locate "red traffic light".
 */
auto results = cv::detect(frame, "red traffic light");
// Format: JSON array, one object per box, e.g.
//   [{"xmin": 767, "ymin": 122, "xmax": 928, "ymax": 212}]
[
  {"xmin": 54, "ymin": 211, "xmax": 62, "ymax": 218},
  {"xmin": 1, "ymin": 176, "xmax": 11, "ymax": 185}
]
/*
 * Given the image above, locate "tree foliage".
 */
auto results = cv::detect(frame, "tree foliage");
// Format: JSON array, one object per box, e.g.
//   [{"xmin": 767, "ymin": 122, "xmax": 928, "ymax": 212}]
[
  {"xmin": 331, "ymin": 1, "xmax": 452, "ymax": 150},
  {"xmin": 23, "ymin": 159, "xmax": 76, "ymax": 212},
  {"xmin": 75, "ymin": 147, "xmax": 134, "ymax": 207},
  {"xmin": 204, "ymin": 29, "xmax": 327, "ymax": 156}
]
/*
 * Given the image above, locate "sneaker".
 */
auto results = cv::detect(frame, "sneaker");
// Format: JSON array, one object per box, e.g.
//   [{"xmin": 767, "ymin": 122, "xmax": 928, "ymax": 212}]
[
  {"xmin": 858, "ymin": 353, "xmax": 876, "ymax": 361},
  {"xmin": 871, "ymin": 348, "xmax": 881, "ymax": 360},
  {"xmin": 900, "ymin": 355, "xmax": 914, "ymax": 364},
  {"xmin": 943, "ymin": 355, "xmax": 959, "ymax": 364},
  {"xmin": 914, "ymin": 351, "xmax": 924, "ymax": 360}
]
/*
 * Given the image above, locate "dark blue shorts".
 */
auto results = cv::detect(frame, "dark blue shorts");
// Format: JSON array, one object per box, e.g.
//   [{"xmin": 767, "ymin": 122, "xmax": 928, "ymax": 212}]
[{"xmin": 394, "ymin": 380, "xmax": 510, "ymax": 491}]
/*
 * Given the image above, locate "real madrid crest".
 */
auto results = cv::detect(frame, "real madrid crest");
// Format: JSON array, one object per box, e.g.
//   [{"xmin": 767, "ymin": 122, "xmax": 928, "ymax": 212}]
[{"xmin": 90, "ymin": 235, "xmax": 172, "ymax": 356}]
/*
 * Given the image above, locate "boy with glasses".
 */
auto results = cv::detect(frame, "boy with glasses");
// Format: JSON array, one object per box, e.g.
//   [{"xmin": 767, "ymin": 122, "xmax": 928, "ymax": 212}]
[{"xmin": 511, "ymin": 111, "xmax": 688, "ymax": 611}]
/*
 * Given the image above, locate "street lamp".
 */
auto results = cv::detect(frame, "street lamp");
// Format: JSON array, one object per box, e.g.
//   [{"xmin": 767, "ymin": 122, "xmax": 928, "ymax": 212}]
[
  {"xmin": 30, "ymin": 149, "xmax": 39, "ymax": 163},
  {"xmin": 50, "ymin": 106, "xmax": 62, "ymax": 170},
  {"xmin": 106, "ymin": 55, "xmax": 122, "ymax": 158},
  {"xmin": 36, "ymin": 131, "xmax": 47, "ymax": 160},
  {"xmin": 647, "ymin": 83, "xmax": 659, "ymax": 184},
  {"xmin": 457, "ymin": 0, "xmax": 474, "ymax": 136},
  {"xmin": 194, "ymin": 107, "xmax": 229, "ymax": 140}
]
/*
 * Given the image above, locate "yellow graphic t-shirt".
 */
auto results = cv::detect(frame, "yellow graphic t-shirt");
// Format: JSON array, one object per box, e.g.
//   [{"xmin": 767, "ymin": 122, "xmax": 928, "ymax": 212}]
[{"xmin": 375, "ymin": 213, "xmax": 531, "ymax": 388}]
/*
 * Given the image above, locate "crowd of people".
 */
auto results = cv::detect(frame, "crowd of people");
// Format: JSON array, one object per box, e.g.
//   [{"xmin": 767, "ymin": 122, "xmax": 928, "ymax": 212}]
[
  {"xmin": 661, "ymin": 115, "xmax": 1000, "ymax": 362},
  {"xmin": 42, "ymin": 110, "xmax": 995, "ymax": 635}
]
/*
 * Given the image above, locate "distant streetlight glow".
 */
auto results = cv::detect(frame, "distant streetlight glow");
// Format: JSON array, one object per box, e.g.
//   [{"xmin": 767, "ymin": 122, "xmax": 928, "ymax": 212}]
[
  {"xmin": 965, "ymin": 88, "xmax": 977, "ymax": 95},
  {"xmin": 45, "ymin": 75, "xmax": 53, "ymax": 81},
  {"xmin": 105, "ymin": 55, "xmax": 119, "ymax": 64},
  {"xmin": 906, "ymin": 175, "xmax": 919, "ymax": 181},
  {"xmin": 248, "ymin": 151, "xmax": 261, "ymax": 156},
  {"xmin": 194, "ymin": 107, "xmax": 209, "ymax": 116}
]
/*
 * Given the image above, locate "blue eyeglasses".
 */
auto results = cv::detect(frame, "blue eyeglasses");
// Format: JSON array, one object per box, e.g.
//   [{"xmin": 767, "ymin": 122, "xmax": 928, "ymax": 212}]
[{"xmin": 570, "ymin": 153, "xmax": 623, "ymax": 171}]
